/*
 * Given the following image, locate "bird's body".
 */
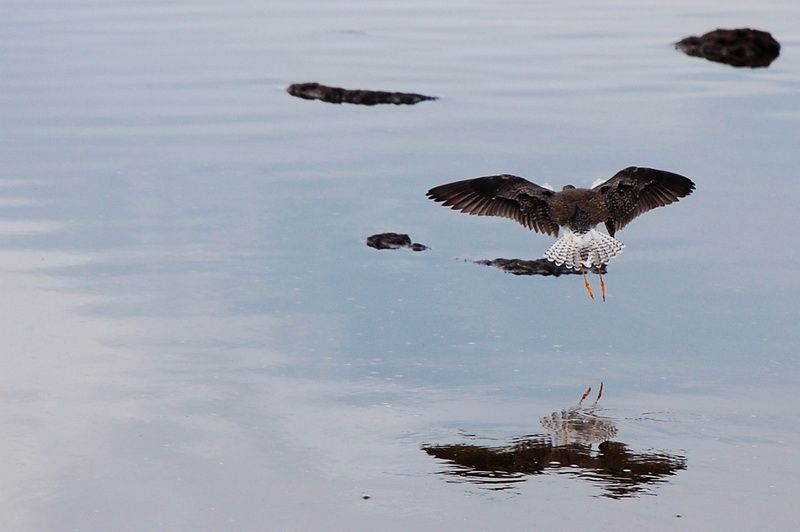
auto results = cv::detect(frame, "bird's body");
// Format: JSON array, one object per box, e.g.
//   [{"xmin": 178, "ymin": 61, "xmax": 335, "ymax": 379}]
[
  {"xmin": 427, "ymin": 166, "xmax": 695, "ymax": 299},
  {"xmin": 545, "ymin": 186, "xmax": 608, "ymax": 233}
]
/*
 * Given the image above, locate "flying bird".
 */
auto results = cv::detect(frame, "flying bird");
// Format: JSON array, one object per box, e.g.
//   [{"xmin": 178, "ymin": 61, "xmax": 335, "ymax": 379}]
[{"xmin": 427, "ymin": 166, "xmax": 695, "ymax": 300}]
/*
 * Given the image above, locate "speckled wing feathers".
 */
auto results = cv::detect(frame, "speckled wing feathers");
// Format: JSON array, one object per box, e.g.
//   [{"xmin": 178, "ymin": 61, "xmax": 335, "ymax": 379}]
[
  {"xmin": 426, "ymin": 174, "xmax": 560, "ymax": 236},
  {"xmin": 595, "ymin": 167, "xmax": 695, "ymax": 236}
]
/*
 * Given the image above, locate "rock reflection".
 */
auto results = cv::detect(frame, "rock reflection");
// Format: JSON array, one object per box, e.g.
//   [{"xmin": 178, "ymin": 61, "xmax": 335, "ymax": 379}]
[{"xmin": 422, "ymin": 404, "xmax": 685, "ymax": 498}]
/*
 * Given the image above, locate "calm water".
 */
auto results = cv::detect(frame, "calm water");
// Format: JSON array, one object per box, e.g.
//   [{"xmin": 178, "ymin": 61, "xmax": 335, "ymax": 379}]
[{"xmin": 2, "ymin": 0, "xmax": 799, "ymax": 530}]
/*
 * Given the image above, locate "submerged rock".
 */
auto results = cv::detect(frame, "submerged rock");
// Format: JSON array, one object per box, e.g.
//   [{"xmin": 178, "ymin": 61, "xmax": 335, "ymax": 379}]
[
  {"xmin": 287, "ymin": 82, "xmax": 437, "ymax": 105},
  {"xmin": 367, "ymin": 233, "xmax": 428, "ymax": 251},
  {"xmin": 675, "ymin": 28, "xmax": 780, "ymax": 68},
  {"xmin": 471, "ymin": 257, "xmax": 606, "ymax": 276}
]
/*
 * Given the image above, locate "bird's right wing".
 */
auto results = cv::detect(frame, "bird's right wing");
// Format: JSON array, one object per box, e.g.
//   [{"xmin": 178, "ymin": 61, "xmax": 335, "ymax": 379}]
[
  {"xmin": 595, "ymin": 167, "xmax": 695, "ymax": 236},
  {"xmin": 427, "ymin": 174, "xmax": 560, "ymax": 236}
]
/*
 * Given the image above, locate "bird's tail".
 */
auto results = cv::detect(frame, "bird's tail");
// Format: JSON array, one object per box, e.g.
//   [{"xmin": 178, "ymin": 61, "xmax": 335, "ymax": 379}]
[{"xmin": 544, "ymin": 229, "xmax": 624, "ymax": 270}]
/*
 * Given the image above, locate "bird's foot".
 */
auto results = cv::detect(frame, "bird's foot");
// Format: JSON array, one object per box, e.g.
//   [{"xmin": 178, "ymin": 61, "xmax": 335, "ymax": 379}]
[
  {"xmin": 581, "ymin": 269, "xmax": 595, "ymax": 300},
  {"xmin": 599, "ymin": 273, "xmax": 606, "ymax": 302}
]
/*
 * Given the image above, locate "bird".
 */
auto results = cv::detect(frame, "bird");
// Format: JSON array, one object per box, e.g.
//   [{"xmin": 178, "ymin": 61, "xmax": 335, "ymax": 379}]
[{"xmin": 426, "ymin": 166, "xmax": 695, "ymax": 300}]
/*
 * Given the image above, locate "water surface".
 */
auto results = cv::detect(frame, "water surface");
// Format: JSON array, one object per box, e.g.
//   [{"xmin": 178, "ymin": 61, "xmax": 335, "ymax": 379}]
[{"xmin": 1, "ymin": 0, "xmax": 799, "ymax": 530}]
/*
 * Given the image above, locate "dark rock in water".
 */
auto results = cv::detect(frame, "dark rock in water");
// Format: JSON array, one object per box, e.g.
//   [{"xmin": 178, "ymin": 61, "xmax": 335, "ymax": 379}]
[
  {"xmin": 367, "ymin": 233, "xmax": 410, "ymax": 249},
  {"xmin": 472, "ymin": 258, "xmax": 606, "ymax": 277},
  {"xmin": 287, "ymin": 82, "xmax": 437, "ymax": 105},
  {"xmin": 367, "ymin": 233, "xmax": 428, "ymax": 251},
  {"xmin": 675, "ymin": 28, "xmax": 780, "ymax": 68}
]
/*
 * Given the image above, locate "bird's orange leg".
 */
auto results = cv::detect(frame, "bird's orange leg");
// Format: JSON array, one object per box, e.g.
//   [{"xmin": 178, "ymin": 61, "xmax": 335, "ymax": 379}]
[
  {"xmin": 594, "ymin": 381, "xmax": 604, "ymax": 405},
  {"xmin": 581, "ymin": 268, "xmax": 595, "ymax": 300},
  {"xmin": 599, "ymin": 273, "xmax": 606, "ymax": 302},
  {"xmin": 578, "ymin": 386, "xmax": 592, "ymax": 406}
]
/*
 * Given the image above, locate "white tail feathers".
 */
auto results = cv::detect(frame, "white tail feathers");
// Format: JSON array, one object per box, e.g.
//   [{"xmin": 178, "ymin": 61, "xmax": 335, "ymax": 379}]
[{"xmin": 544, "ymin": 228, "xmax": 624, "ymax": 270}]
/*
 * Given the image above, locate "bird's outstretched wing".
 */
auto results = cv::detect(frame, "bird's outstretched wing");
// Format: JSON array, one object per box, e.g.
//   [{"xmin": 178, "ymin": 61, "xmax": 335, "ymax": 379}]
[
  {"xmin": 427, "ymin": 174, "xmax": 560, "ymax": 236},
  {"xmin": 595, "ymin": 167, "xmax": 695, "ymax": 237}
]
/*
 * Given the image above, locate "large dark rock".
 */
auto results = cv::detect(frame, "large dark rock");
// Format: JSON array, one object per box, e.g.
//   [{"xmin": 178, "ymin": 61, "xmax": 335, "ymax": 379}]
[
  {"xmin": 367, "ymin": 233, "xmax": 427, "ymax": 251},
  {"xmin": 287, "ymin": 82, "xmax": 437, "ymax": 105},
  {"xmin": 675, "ymin": 28, "xmax": 780, "ymax": 68},
  {"xmin": 472, "ymin": 257, "xmax": 606, "ymax": 276}
]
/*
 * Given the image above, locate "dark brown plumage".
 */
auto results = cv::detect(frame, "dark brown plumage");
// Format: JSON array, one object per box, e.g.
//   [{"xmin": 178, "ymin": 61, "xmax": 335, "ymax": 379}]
[
  {"xmin": 426, "ymin": 166, "xmax": 695, "ymax": 238},
  {"xmin": 427, "ymin": 166, "xmax": 695, "ymax": 300}
]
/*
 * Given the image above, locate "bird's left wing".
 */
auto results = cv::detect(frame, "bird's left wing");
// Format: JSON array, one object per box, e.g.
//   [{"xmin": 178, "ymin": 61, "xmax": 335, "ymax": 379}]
[
  {"xmin": 426, "ymin": 174, "xmax": 559, "ymax": 236},
  {"xmin": 596, "ymin": 167, "xmax": 695, "ymax": 236}
]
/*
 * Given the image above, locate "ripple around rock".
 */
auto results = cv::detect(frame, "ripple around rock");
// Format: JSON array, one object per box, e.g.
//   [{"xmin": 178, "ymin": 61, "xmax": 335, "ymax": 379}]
[
  {"xmin": 675, "ymin": 28, "xmax": 780, "ymax": 68},
  {"xmin": 287, "ymin": 82, "xmax": 437, "ymax": 105},
  {"xmin": 366, "ymin": 233, "xmax": 428, "ymax": 251}
]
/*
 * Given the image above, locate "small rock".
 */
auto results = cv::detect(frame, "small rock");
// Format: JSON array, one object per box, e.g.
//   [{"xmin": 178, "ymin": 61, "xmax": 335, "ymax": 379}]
[
  {"xmin": 367, "ymin": 233, "xmax": 427, "ymax": 251},
  {"xmin": 287, "ymin": 82, "xmax": 437, "ymax": 105},
  {"xmin": 675, "ymin": 28, "xmax": 780, "ymax": 68}
]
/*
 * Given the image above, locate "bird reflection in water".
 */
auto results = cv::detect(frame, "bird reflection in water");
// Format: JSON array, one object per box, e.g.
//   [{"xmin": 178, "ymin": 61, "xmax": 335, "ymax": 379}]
[{"xmin": 422, "ymin": 385, "xmax": 686, "ymax": 498}]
